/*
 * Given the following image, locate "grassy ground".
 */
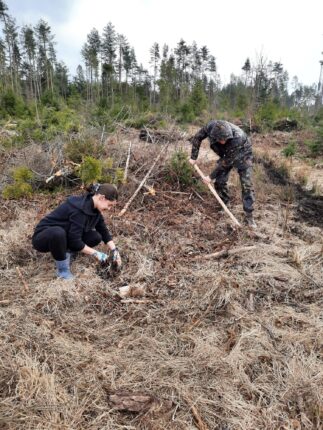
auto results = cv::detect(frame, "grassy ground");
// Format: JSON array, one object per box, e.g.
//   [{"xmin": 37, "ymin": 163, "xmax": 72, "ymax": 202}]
[{"xmin": 0, "ymin": 130, "xmax": 322, "ymax": 429}]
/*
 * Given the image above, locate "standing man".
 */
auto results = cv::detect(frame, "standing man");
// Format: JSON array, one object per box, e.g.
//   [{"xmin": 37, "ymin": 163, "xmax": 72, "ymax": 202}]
[{"xmin": 189, "ymin": 120, "xmax": 256, "ymax": 228}]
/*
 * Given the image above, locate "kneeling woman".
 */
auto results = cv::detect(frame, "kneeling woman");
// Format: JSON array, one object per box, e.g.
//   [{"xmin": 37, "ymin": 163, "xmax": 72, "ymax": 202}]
[{"xmin": 32, "ymin": 183, "xmax": 122, "ymax": 280}]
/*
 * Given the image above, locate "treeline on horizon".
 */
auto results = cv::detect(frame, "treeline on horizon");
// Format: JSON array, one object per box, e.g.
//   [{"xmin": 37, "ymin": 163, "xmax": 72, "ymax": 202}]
[{"xmin": 0, "ymin": 0, "xmax": 322, "ymax": 129}]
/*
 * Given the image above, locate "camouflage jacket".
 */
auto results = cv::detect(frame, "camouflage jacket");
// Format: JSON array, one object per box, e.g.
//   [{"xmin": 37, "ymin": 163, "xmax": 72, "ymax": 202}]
[{"xmin": 190, "ymin": 120, "xmax": 252, "ymax": 165}]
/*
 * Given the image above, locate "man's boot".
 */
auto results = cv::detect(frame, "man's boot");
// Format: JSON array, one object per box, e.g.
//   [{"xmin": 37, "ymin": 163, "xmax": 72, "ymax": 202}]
[
  {"xmin": 55, "ymin": 257, "xmax": 74, "ymax": 280},
  {"xmin": 245, "ymin": 212, "xmax": 257, "ymax": 229}
]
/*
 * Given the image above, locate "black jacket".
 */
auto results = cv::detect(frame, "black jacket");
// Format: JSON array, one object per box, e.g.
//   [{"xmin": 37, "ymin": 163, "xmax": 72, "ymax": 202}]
[{"xmin": 33, "ymin": 194, "xmax": 112, "ymax": 251}]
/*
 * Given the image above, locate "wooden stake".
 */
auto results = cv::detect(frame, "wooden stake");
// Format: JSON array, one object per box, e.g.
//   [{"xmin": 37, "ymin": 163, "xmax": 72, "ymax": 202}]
[
  {"xmin": 118, "ymin": 144, "xmax": 168, "ymax": 217},
  {"xmin": 193, "ymin": 164, "xmax": 241, "ymax": 227},
  {"xmin": 123, "ymin": 141, "xmax": 132, "ymax": 182}
]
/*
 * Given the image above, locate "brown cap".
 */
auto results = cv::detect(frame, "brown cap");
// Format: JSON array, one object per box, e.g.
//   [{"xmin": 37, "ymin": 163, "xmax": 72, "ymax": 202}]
[{"xmin": 97, "ymin": 184, "xmax": 118, "ymax": 201}]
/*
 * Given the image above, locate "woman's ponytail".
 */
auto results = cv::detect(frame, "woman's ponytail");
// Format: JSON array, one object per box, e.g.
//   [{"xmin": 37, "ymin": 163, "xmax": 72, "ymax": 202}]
[
  {"xmin": 86, "ymin": 183, "xmax": 118, "ymax": 201},
  {"xmin": 85, "ymin": 183, "xmax": 101, "ymax": 195}
]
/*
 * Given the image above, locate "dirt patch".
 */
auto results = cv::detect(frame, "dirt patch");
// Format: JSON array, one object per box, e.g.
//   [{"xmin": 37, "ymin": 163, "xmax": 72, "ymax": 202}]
[
  {"xmin": 255, "ymin": 155, "xmax": 323, "ymax": 228},
  {"xmin": 297, "ymin": 195, "xmax": 323, "ymax": 227}
]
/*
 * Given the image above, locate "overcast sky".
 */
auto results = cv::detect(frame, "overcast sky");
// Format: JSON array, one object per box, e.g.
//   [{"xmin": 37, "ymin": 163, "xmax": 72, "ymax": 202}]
[{"xmin": 5, "ymin": 0, "xmax": 323, "ymax": 86}]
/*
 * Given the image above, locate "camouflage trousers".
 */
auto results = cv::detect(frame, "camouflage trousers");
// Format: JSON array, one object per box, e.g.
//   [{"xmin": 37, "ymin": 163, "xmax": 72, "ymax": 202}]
[{"xmin": 212, "ymin": 156, "xmax": 255, "ymax": 213}]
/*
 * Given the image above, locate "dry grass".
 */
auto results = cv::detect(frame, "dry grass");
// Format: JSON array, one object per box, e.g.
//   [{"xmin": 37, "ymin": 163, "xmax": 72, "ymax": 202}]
[{"xmin": 0, "ymin": 130, "xmax": 322, "ymax": 429}]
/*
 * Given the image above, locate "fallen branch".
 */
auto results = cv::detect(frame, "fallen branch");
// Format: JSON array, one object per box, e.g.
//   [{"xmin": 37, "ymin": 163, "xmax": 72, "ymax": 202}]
[
  {"xmin": 123, "ymin": 141, "xmax": 132, "ymax": 182},
  {"xmin": 195, "ymin": 245, "xmax": 257, "ymax": 260},
  {"xmin": 184, "ymin": 397, "xmax": 209, "ymax": 430},
  {"xmin": 100, "ymin": 124, "xmax": 106, "ymax": 143},
  {"xmin": 128, "ymin": 175, "xmax": 156, "ymax": 196},
  {"xmin": 45, "ymin": 166, "xmax": 74, "ymax": 184},
  {"xmin": 120, "ymin": 299, "xmax": 151, "ymax": 304},
  {"xmin": 191, "ymin": 404, "xmax": 209, "ymax": 430},
  {"xmin": 193, "ymin": 164, "xmax": 241, "ymax": 227},
  {"xmin": 193, "ymin": 190, "xmax": 205, "ymax": 202},
  {"xmin": 118, "ymin": 145, "xmax": 168, "ymax": 216},
  {"xmin": 0, "ymin": 300, "xmax": 10, "ymax": 306},
  {"xmin": 16, "ymin": 267, "xmax": 29, "ymax": 292}
]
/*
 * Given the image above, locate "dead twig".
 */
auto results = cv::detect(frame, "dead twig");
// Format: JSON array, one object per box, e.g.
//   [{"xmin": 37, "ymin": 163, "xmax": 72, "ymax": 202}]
[
  {"xmin": 184, "ymin": 397, "xmax": 209, "ymax": 430},
  {"xmin": 16, "ymin": 267, "xmax": 29, "ymax": 292},
  {"xmin": 0, "ymin": 300, "xmax": 10, "ymax": 306},
  {"xmin": 100, "ymin": 124, "xmax": 106, "ymax": 144},
  {"xmin": 128, "ymin": 175, "xmax": 155, "ymax": 196},
  {"xmin": 190, "ymin": 404, "xmax": 209, "ymax": 430},
  {"xmin": 193, "ymin": 190, "xmax": 205, "ymax": 202},
  {"xmin": 118, "ymin": 144, "xmax": 168, "ymax": 217},
  {"xmin": 123, "ymin": 141, "xmax": 132, "ymax": 182},
  {"xmin": 194, "ymin": 245, "xmax": 257, "ymax": 260}
]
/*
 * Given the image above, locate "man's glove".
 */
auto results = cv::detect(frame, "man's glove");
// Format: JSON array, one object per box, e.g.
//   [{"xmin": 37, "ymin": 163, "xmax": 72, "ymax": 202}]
[
  {"xmin": 92, "ymin": 251, "xmax": 108, "ymax": 263},
  {"xmin": 111, "ymin": 247, "xmax": 122, "ymax": 269}
]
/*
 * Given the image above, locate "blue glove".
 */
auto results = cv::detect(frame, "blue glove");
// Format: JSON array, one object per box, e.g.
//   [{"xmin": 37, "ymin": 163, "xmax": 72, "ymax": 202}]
[{"xmin": 92, "ymin": 251, "xmax": 108, "ymax": 262}]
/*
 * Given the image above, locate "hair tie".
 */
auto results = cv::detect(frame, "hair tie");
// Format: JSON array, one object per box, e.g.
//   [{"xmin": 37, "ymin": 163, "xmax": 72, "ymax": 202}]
[{"xmin": 93, "ymin": 183, "xmax": 101, "ymax": 193}]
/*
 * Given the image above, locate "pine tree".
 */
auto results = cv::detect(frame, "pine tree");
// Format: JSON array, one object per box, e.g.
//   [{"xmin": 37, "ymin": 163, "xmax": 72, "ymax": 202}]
[
  {"xmin": 0, "ymin": 0, "xmax": 10, "ymax": 89},
  {"xmin": 101, "ymin": 22, "xmax": 116, "ymax": 105},
  {"xmin": 162, "ymin": 44, "xmax": 169, "ymax": 60},
  {"xmin": 74, "ymin": 64, "xmax": 86, "ymax": 97},
  {"xmin": 190, "ymin": 41, "xmax": 201, "ymax": 80},
  {"xmin": 81, "ymin": 28, "xmax": 100, "ymax": 102},
  {"xmin": 122, "ymin": 42, "xmax": 132, "ymax": 92},
  {"xmin": 21, "ymin": 25, "xmax": 37, "ymax": 102},
  {"xmin": 242, "ymin": 58, "xmax": 251, "ymax": 85},
  {"xmin": 55, "ymin": 61, "xmax": 68, "ymax": 98},
  {"xmin": 175, "ymin": 39, "xmax": 190, "ymax": 100},
  {"xmin": 2, "ymin": 14, "xmax": 19, "ymax": 91},
  {"xmin": 0, "ymin": 37, "xmax": 6, "ymax": 88},
  {"xmin": 159, "ymin": 54, "xmax": 177, "ymax": 113},
  {"xmin": 116, "ymin": 33, "xmax": 127, "ymax": 93},
  {"xmin": 35, "ymin": 19, "xmax": 55, "ymax": 95},
  {"xmin": 149, "ymin": 42, "xmax": 160, "ymax": 105}
]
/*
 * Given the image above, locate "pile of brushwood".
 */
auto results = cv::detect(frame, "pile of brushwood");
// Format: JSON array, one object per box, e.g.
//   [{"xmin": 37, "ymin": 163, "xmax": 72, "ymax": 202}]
[{"xmin": 0, "ymin": 128, "xmax": 322, "ymax": 430}]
